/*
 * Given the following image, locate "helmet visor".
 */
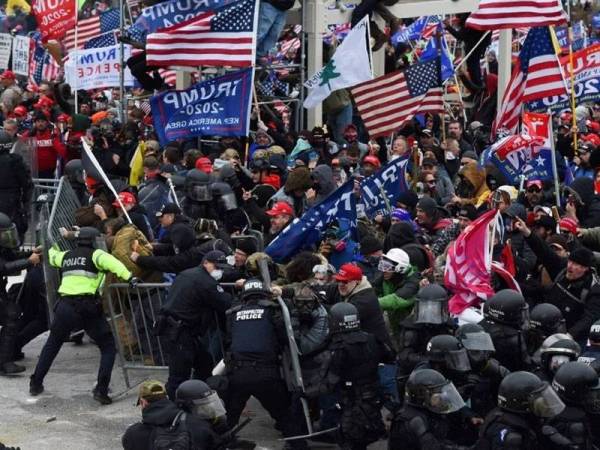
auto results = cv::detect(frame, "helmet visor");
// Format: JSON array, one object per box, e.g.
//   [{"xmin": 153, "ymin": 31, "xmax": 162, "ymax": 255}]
[
  {"xmin": 445, "ymin": 349, "xmax": 472, "ymax": 372},
  {"xmin": 192, "ymin": 392, "xmax": 227, "ymax": 420},
  {"xmin": 461, "ymin": 331, "xmax": 496, "ymax": 352},
  {"xmin": 415, "ymin": 300, "xmax": 448, "ymax": 325},
  {"xmin": 220, "ymin": 192, "xmax": 238, "ymax": 211},
  {"xmin": 378, "ymin": 257, "xmax": 397, "ymax": 273},
  {"xmin": 426, "ymin": 381, "xmax": 466, "ymax": 414},
  {"xmin": 585, "ymin": 386, "xmax": 600, "ymax": 414},
  {"xmin": 531, "ymin": 385, "xmax": 565, "ymax": 418},
  {"xmin": 0, "ymin": 223, "xmax": 19, "ymax": 249},
  {"xmin": 188, "ymin": 184, "xmax": 212, "ymax": 202}
]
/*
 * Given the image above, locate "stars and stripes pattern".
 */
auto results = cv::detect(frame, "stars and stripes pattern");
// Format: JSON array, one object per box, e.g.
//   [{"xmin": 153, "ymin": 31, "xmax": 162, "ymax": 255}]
[
  {"xmin": 29, "ymin": 33, "xmax": 62, "ymax": 85},
  {"xmin": 466, "ymin": 0, "xmax": 567, "ymax": 30},
  {"xmin": 84, "ymin": 30, "xmax": 118, "ymax": 49},
  {"xmin": 64, "ymin": 9, "xmax": 120, "ymax": 53},
  {"xmin": 493, "ymin": 26, "xmax": 566, "ymax": 136},
  {"xmin": 351, "ymin": 58, "xmax": 443, "ymax": 139},
  {"xmin": 146, "ymin": 0, "xmax": 256, "ymax": 68}
]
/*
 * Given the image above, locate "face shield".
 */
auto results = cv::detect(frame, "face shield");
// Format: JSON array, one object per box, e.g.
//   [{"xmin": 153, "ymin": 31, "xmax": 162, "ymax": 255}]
[
  {"xmin": 461, "ymin": 331, "xmax": 496, "ymax": 352},
  {"xmin": 425, "ymin": 380, "xmax": 466, "ymax": 414},
  {"xmin": 549, "ymin": 354, "xmax": 572, "ymax": 373},
  {"xmin": 521, "ymin": 305, "xmax": 531, "ymax": 331},
  {"xmin": 219, "ymin": 192, "xmax": 238, "ymax": 211},
  {"xmin": 188, "ymin": 184, "xmax": 212, "ymax": 202},
  {"xmin": 444, "ymin": 349, "xmax": 472, "ymax": 372},
  {"xmin": 0, "ymin": 223, "xmax": 20, "ymax": 249},
  {"xmin": 530, "ymin": 384, "xmax": 565, "ymax": 418},
  {"xmin": 415, "ymin": 300, "xmax": 448, "ymax": 325},
  {"xmin": 191, "ymin": 391, "xmax": 227, "ymax": 421}
]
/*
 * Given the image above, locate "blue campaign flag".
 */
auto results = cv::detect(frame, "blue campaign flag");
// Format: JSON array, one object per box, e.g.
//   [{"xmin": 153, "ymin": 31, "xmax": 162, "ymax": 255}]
[
  {"xmin": 391, "ymin": 16, "xmax": 429, "ymax": 47},
  {"xmin": 265, "ymin": 181, "xmax": 357, "ymax": 263},
  {"xmin": 150, "ymin": 68, "xmax": 253, "ymax": 146},
  {"xmin": 420, "ymin": 25, "xmax": 454, "ymax": 81},
  {"xmin": 482, "ymin": 145, "xmax": 554, "ymax": 185},
  {"xmin": 360, "ymin": 156, "xmax": 410, "ymax": 218}
]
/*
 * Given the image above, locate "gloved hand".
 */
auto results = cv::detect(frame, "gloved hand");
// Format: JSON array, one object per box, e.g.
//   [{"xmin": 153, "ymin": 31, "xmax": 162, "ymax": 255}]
[{"xmin": 129, "ymin": 277, "xmax": 141, "ymax": 289}]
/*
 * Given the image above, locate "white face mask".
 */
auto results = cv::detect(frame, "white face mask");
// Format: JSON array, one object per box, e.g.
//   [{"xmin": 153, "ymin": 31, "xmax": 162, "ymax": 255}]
[
  {"xmin": 226, "ymin": 254, "xmax": 235, "ymax": 266},
  {"xmin": 210, "ymin": 269, "xmax": 223, "ymax": 281}
]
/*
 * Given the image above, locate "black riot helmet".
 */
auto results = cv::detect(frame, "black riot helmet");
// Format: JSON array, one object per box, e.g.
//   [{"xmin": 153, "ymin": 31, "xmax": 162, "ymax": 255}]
[
  {"xmin": 211, "ymin": 181, "xmax": 238, "ymax": 212},
  {"xmin": 175, "ymin": 379, "xmax": 226, "ymax": 420},
  {"xmin": 0, "ymin": 212, "xmax": 19, "ymax": 249},
  {"xmin": 220, "ymin": 164, "xmax": 242, "ymax": 190},
  {"xmin": 552, "ymin": 362, "xmax": 600, "ymax": 411},
  {"xmin": 0, "ymin": 130, "xmax": 14, "ymax": 153},
  {"xmin": 330, "ymin": 302, "xmax": 360, "ymax": 333},
  {"xmin": 414, "ymin": 283, "xmax": 449, "ymax": 325},
  {"xmin": 498, "ymin": 371, "xmax": 565, "ymax": 417},
  {"xmin": 185, "ymin": 169, "xmax": 212, "ymax": 202},
  {"xmin": 240, "ymin": 278, "xmax": 271, "ymax": 302},
  {"xmin": 64, "ymin": 159, "xmax": 85, "ymax": 185},
  {"xmin": 426, "ymin": 335, "xmax": 472, "ymax": 372},
  {"xmin": 405, "ymin": 369, "xmax": 465, "ymax": 414},
  {"xmin": 589, "ymin": 320, "xmax": 600, "ymax": 344},
  {"xmin": 75, "ymin": 226, "xmax": 100, "ymax": 247},
  {"xmin": 483, "ymin": 289, "xmax": 529, "ymax": 327},
  {"xmin": 529, "ymin": 303, "xmax": 566, "ymax": 336},
  {"xmin": 540, "ymin": 338, "xmax": 581, "ymax": 374},
  {"xmin": 456, "ymin": 323, "xmax": 495, "ymax": 352}
]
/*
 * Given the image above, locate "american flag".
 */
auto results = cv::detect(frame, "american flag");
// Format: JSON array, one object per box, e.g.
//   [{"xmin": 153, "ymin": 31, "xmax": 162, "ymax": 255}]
[
  {"xmin": 466, "ymin": 0, "xmax": 567, "ymax": 30},
  {"xmin": 84, "ymin": 30, "xmax": 118, "ymax": 49},
  {"xmin": 146, "ymin": 0, "xmax": 256, "ymax": 68},
  {"xmin": 421, "ymin": 17, "xmax": 439, "ymax": 41},
  {"xmin": 64, "ymin": 9, "xmax": 120, "ymax": 53},
  {"xmin": 493, "ymin": 26, "xmax": 566, "ymax": 136},
  {"xmin": 29, "ymin": 34, "xmax": 62, "ymax": 85},
  {"xmin": 351, "ymin": 58, "xmax": 443, "ymax": 139}
]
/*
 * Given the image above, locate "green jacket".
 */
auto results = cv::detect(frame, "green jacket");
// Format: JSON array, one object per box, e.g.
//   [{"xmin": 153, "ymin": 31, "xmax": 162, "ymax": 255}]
[
  {"xmin": 49, "ymin": 245, "xmax": 131, "ymax": 296},
  {"xmin": 378, "ymin": 266, "xmax": 421, "ymax": 333}
]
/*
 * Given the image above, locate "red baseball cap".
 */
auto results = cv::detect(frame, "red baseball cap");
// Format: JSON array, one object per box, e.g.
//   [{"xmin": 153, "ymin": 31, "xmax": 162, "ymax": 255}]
[
  {"xmin": 112, "ymin": 192, "xmax": 137, "ymax": 208},
  {"xmin": 363, "ymin": 155, "xmax": 381, "ymax": 169},
  {"xmin": 195, "ymin": 157, "xmax": 213, "ymax": 174},
  {"xmin": 559, "ymin": 217, "xmax": 579, "ymax": 235},
  {"xmin": 582, "ymin": 133, "xmax": 600, "ymax": 148},
  {"xmin": 526, "ymin": 180, "xmax": 543, "ymax": 190},
  {"xmin": 334, "ymin": 263, "xmax": 363, "ymax": 282},
  {"xmin": 0, "ymin": 70, "xmax": 15, "ymax": 80},
  {"xmin": 266, "ymin": 201, "xmax": 294, "ymax": 217}
]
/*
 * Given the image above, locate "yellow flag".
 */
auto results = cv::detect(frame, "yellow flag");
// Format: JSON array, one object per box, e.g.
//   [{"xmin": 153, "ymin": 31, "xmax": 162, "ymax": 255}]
[
  {"xmin": 6, "ymin": 0, "xmax": 31, "ymax": 15},
  {"xmin": 129, "ymin": 141, "xmax": 146, "ymax": 186}
]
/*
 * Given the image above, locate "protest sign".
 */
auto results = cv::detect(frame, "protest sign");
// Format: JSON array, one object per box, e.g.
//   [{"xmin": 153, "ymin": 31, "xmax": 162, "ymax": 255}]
[
  {"xmin": 0, "ymin": 34, "xmax": 12, "ymax": 70},
  {"xmin": 11, "ymin": 36, "xmax": 30, "ymax": 76},
  {"xmin": 150, "ymin": 68, "xmax": 253, "ymax": 145},
  {"xmin": 32, "ymin": 0, "xmax": 77, "ymax": 41},
  {"xmin": 64, "ymin": 45, "xmax": 133, "ymax": 91}
]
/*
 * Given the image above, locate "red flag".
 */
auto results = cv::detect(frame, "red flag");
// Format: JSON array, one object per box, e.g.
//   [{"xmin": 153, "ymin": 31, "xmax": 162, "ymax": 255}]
[
  {"xmin": 32, "ymin": 0, "xmax": 77, "ymax": 42},
  {"xmin": 466, "ymin": 0, "xmax": 567, "ymax": 30},
  {"xmin": 445, "ymin": 209, "xmax": 498, "ymax": 315},
  {"xmin": 500, "ymin": 241, "xmax": 516, "ymax": 277}
]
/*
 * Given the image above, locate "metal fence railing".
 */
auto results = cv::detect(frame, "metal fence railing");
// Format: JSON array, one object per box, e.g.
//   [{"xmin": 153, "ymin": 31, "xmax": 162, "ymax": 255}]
[{"xmin": 23, "ymin": 178, "xmax": 61, "ymax": 248}]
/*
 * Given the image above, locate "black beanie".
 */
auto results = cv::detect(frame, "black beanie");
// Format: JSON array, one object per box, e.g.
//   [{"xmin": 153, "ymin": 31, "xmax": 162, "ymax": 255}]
[
  {"xmin": 360, "ymin": 235, "xmax": 382, "ymax": 255},
  {"xmin": 235, "ymin": 238, "xmax": 257, "ymax": 256},
  {"xmin": 416, "ymin": 196, "xmax": 438, "ymax": 217},
  {"xmin": 397, "ymin": 191, "xmax": 419, "ymax": 209},
  {"xmin": 569, "ymin": 247, "xmax": 595, "ymax": 268}
]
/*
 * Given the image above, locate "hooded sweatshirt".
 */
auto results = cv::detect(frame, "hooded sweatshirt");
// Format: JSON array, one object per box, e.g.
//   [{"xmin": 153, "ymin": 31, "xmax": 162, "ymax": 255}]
[
  {"xmin": 458, "ymin": 161, "xmax": 490, "ymax": 208},
  {"xmin": 310, "ymin": 164, "xmax": 336, "ymax": 205}
]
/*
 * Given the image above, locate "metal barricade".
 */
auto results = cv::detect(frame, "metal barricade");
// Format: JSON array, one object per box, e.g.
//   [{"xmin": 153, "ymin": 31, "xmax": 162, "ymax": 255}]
[
  {"xmin": 107, "ymin": 282, "xmax": 234, "ymax": 388},
  {"xmin": 23, "ymin": 178, "xmax": 61, "ymax": 248},
  {"xmin": 46, "ymin": 177, "xmax": 81, "ymax": 250}
]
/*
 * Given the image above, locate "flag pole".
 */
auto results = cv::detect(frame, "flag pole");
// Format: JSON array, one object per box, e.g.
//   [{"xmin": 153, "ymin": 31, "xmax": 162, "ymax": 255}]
[
  {"xmin": 548, "ymin": 108, "xmax": 561, "ymax": 207},
  {"xmin": 119, "ymin": 0, "xmax": 125, "ymax": 124},
  {"xmin": 74, "ymin": 25, "xmax": 78, "ymax": 113},
  {"xmin": 452, "ymin": 31, "xmax": 491, "ymax": 72},
  {"xmin": 567, "ymin": 23, "xmax": 578, "ymax": 154},
  {"xmin": 366, "ymin": 18, "xmax": 374, "ymax": 78}
]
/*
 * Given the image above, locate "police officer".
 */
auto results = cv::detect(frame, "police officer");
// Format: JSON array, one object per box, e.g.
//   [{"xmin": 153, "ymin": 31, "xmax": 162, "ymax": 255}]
[
  {"xmin": 480, "ymin": 289, "xmax": 532, "ymax": 371},
  {"xmin": 0, "ymin": 130, "xmax": 33, "ymax": 240},
  {"xmin": 536, "ymin": 338, "xmax": 581, "ymax": 382},
  {"xmin": 224, "ymin": 278, "xmax": 300, "ymax": 446},
  {"xmin": 477, "ymin": 371, "xmax": 566, "ymax": 449},
  {"xmin": 29, "ymin": 227, "xmax": 134, "ymax": 404},
  {"xmin": 183, "ymin": 169, "xmax": 216, "ymax": 222},
  {"xmin": 542, "ymin": 362, "xmax": 597, "ymax": 449},
  {"xmin": 527, "ymin": 303, "xmax": 566, "ymax": 357},
  {"xmin": 578, "ymin": 320, "xmax": 600, "ymax": 371},
  {"xmin": 0, "ymin": 213, "xmax": 40, "ymax": 375},
  {"xmin": 307, "ymin": 302, "xmax": 389, "ymax": 450},
  {"xmin": 388, "ymin": 368, "xmax": 469, "ymax": 450},
  {"xmin": 397, "ymin": 284, "xmax": 455, "ymax": 401},
  {"xmin": 158, "ymin": 250, "xmax": 233, "ymax": 399}
]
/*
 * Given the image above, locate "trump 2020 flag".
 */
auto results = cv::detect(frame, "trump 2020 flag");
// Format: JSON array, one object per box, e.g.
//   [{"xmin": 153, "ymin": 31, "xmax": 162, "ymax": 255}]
[
  {"xmin": 265, "ymin": 180, "xmax": 357, "ymax": 263},
  {"xmin": 150, "ymin": 68, "xmax": 253, "ymax": 146},
  {"xmin": 420, "ymin": 24, "xmax": 454, "ymax": 82},
  {"xmin": 360, "ymin": 156, "xmax": 409, "ymax": 218},
  {"xmin": 445, "ymin": 209, "xmax": 498, "ymax": 316},
  {"xmin": 303, "ymin": 15, "xmax": 371, "ymax": 109}
]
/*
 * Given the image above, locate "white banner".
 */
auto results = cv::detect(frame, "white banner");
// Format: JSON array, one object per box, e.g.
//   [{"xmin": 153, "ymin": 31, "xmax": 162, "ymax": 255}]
[
  {"xmin": 0, "ymin": 34, "xmax": 13, "ymax": 70},
  {"xmin": 65, "ymin": 45, "xmax": 134, "ymax": 90},
  {"xmin": 11, "ymin": 35, "xmax": 29, "ymax": 76}
]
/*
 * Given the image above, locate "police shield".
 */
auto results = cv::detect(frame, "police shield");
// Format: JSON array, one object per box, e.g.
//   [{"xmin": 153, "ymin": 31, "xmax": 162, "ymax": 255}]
[{"xmin": 12, "ymin": 137, "xmax": 38, "ymax": 178}]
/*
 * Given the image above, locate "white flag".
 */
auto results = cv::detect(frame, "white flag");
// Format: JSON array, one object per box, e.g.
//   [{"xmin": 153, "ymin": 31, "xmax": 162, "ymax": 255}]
[{"xmin": 303, "ymin": 16, "xmax": 372, "ymax": 109}]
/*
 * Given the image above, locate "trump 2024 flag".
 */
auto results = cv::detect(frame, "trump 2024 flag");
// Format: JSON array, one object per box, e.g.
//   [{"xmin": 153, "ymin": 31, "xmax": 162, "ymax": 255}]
[{"xmin": 303, "ymin": 15, "xmax": 371, "ymax": 109}]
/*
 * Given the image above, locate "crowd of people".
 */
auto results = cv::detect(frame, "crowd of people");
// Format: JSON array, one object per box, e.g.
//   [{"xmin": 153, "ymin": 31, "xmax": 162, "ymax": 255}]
[{"xmin": 2, "ymin": 0, "xmax": 600, "ymax": 449}]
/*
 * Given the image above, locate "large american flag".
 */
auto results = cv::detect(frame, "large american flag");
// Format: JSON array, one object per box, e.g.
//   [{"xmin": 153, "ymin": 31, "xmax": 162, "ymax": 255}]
[
  {"xmin": 493, "ymin": 26, "xmax": 566, "ymax": 136},
  {"xmin": 29, "ymin": 34, "xmax": 61, "ymax": 85},
  {"xmin": 466, "ymin": 0, "xmax": 567, "ymax": 30},
  {"xmin": 146, "ymin": 0, "xmax": 256, "ymax": 68},
  {"xmin": 351, "ymin": 58, "xmax": 443, "ymax": 139},
  {"xmin": 64, "ymin": 9, "xmax": 120, "ymax": 53}
]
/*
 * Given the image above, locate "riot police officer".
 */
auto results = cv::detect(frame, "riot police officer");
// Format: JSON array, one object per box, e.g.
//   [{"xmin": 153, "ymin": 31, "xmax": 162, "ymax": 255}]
[
  {"xmin": 64, "ymin": 159, "xmax": 88, "ymax": 205},
  {"xmin": 388, "ymin": 368, "xmax": 469, "ymax": 450},
  {"xmin": 527, "ymin": 303, "xmax": 566, "ymax": 358},
  {"xmin": 396, "ymin": 284, "xmax": 455, "ymax": 401},
  {"xmin": 579, "ymin": 320, "xmax": 600, "ymax": 371},
  {"xmin": 480, "ymin": 289, "xmax": 532, "ymax": 371},
  {"xmin": 183, "ymin": 169, "xmax": 216, "ymax": 222},
  {"xmin": 542, "ymin": 362, "xmax": 597, "ymax": 449},
  {"xmin": 29, "ymin": 227, "xmax": 134, "ymax": 404},
  {"xmin": 158, "ymin": 250, "xmax": 233, "ymax": 399},
  {"xmin": 536, "ymin": 337, "xmax": 581, "ymax": 382},
  {"xmin": 477, "ymin": 371, "xmax": 566, "ymax": 449},
  {"xmin": 224, "ymin": 278, "xmax": 300, "ymax": 446},
  {"xmin": 307, "ymin": 302, "xmax": 389, "ymax": 450},
  {"xmin": 0, "ymin": 213, "xmax": 40, "ymax": 375}
]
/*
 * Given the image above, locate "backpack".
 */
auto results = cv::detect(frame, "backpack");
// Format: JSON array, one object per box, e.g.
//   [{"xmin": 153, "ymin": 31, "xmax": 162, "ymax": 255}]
[{"xmin": 151, "ymin": 411, "xmax": 192, "ymax": 450}]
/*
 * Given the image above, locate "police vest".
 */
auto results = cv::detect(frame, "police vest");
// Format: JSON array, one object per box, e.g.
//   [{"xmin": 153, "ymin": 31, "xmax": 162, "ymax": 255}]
[
  {"xmin": 61, "ymin": 247, "xmax": 99, "ymax": 279},
  {"xmin": 229, "ymin": 301, "xmax": 278, "ymax": 363}
]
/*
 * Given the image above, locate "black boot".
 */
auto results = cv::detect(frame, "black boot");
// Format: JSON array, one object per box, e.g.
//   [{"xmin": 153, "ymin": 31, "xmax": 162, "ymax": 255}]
[
  {"xmin": 29, "ymin": 376, "xmax": 44, "ymax": 396},
  {"xmin": 93, "ymin": 388, "xmax": 112, "ymax": 405},
  {"xmin": 0, "ymin": 361, "xmax": 25, "ymax": 375}
]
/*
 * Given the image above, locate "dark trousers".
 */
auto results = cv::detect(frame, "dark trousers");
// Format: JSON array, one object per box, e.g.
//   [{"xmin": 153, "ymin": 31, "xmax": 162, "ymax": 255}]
[
  {"xmin": 126, "ymin": 51, "xmax": 163, "ymax": 92},
  {"xmin": 165, "ymin": 328, "xmax": 214, "ymax": 400},
  {"xmin": 0, "ymin": 297, "xmax": 20, "ymax": 364},
  {"xmin": 32, "ymin": 297, "xmax": 116, "ymax": 394}
]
